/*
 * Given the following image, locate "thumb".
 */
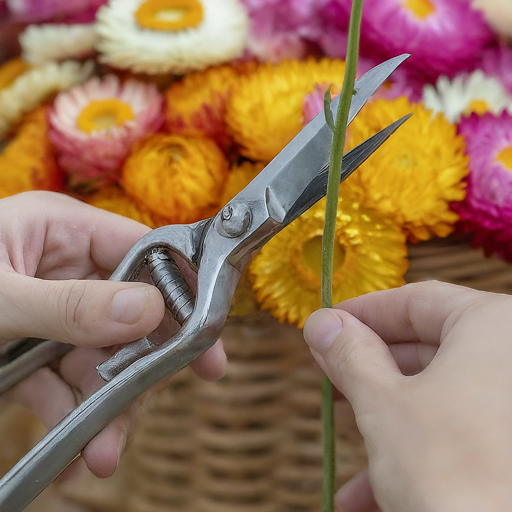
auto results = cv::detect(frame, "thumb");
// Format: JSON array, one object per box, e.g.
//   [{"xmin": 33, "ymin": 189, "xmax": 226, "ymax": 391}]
[
  {"xmin": 0, "ymin": 272, "xmax": 166, "ymax": 347},
  {"xmin": 303, "ymin": 308, "xmax": 401, "ymax": 408}
]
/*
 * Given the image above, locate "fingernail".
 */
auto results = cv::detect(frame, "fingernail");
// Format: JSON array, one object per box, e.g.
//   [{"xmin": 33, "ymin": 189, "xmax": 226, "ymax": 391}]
[
  {"xmin": 117, "ymin": 432, "xmax": 126, "ymax": 464},
  {"xmin": 303, "ymin": 309, "xmax": 342, "ymax": 355},
  {"xmin": 109, "ymin": 286, "xmax": 151, "ymax": 324}
]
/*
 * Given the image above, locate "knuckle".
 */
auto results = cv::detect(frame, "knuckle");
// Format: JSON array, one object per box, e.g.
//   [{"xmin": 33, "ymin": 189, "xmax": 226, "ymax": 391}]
[{"xmin": 57, "ymin": 280, "xmax": 90, "ymax": 334}]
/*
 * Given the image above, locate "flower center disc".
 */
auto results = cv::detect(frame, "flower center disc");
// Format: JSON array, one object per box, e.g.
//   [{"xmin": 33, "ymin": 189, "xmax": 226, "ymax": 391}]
[
  {"xmin": 302, "ymin": 235, "xmax": 345, "ymax": 277},
  {"xmin": 402, "ymin": 0, "xmax": 435, "ymax": 19},
  {"xmin": 77, "ymin": 99, "xmax": 135, "ymax": 133},
  {"xmin": 135, "ymin": 0, "xmax": 204, "ymax": 31},
  {"xmin": 496, "ymin": 146, "xmax": 512, "ymax": 171},
  {"xmin": 0, "ymin": 58, "xmax": 30, "ymax": 91},
  {"xmin": 465, "ymin": 99, "xmax": 490, "ymax": 116}
]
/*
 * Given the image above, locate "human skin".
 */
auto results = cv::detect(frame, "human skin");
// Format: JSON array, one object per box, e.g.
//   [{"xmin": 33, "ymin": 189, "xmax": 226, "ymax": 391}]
[
  {"xmin": 303, "ymin": 281, "xmax": 512, "ymax": 512},
  {"xmin": 0, "ymin": 191, "xmax": 227, "ymax": 479}
]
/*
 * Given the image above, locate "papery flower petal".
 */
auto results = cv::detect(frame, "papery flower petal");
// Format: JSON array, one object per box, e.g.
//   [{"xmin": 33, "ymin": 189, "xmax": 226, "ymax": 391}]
[
  {"xmin": 0, "ymin": 59, "xmax": 93, "ymax": 138},
  {"xmin": 249, "ymin": 185, "xmax": 408, "ymax": 328},
  {"xmin": 348, "ymin": 98, "xmax": 469, "ymax": 241},
  {"xmin": 241, "ymin": 0, "xmax": 319, "ymax": 63},
  {"xmin": 165, "ymin": 63, "xmax": 248, "ymax": 152},
  {"xmin": 96, "ymin": 0, "xmax": 249, "ymax": 75},
  {"xmin": 453, "ymin": 112, "xmax": 512, "ymax": 261},
  {"xmin": 48, "ymin": 74, "xmax": 164, "ymax": 188},
  {"xmin": 333, "ymin": 0, "xmax": 495, "ymax": 79},
  {"xmin": 122, "ymin": 133, "xmax": 228, "ymax": 224},
  {"xmin": 20, "ymin": 23, "xmax": 99, "ymax": 64},
  {"xmin": 423, "ymin": 70, "xmax": 512, "ymax": 123},
  {"xmin": 0, "ymin": 107, "xmax": 64, "ymax": 198},
  {"xmin": 87, "ymin": 184, "xmax": 156, "ymax": 227},
  {"xmin": 226, "ymin": 58, "xmax": 346, "ymax": 162}
]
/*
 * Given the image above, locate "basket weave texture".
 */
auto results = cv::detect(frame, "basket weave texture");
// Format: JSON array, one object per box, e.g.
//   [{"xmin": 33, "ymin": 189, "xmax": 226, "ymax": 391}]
[
  {"xmin": 111, "ymin": 234, "xmax": 512, "ymax": 512},
  {"xmin": 6, "ymin": 235, "xmax": 512, "ymax": 512}
]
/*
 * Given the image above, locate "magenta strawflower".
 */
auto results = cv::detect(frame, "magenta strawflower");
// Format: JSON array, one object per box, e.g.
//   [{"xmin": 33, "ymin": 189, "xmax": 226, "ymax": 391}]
[
  {"xmin": 454, "ymin": 112, "xmax": 512, "ymax": 261},
  {"xmin": 48, "ymin": 75, "xmax": 163, "ymax": 188},
  {"xmin": 241, "ymin": 0, "xmax": 320, "ymax": 62},
  {"xmin": 334, "ymin": 0, "xmax": 495, "ymax": 79},
  {"xmin": 311, "ymin": 0, "xmax": 348, "ymax": 59},
  {"xmin": 6, "ymin": 0, "xmax": 106, "ymax": 22}
]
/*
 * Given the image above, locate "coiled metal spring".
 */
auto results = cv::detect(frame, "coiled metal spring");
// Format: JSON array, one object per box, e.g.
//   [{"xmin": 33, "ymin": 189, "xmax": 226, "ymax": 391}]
[{"xmin": 147, "ymin": 249, "xmax": 195, "ymax": 325}]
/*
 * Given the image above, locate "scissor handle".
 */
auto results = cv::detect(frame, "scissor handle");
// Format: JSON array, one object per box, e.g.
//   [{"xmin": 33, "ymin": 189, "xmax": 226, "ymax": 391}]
[{"xmin": 0, "ymin": 219, "xmax": 239, "ymax": 512}]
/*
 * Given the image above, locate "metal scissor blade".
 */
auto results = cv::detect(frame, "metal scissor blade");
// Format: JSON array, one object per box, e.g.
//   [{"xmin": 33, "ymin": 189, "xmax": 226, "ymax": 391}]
[
  {"xmin": 236, "ymin": 54, "xmax": 409, "ymax": 224},
  {"xmin": 283, "ymin": 114, "xmax": 412, "ymax": 224}
]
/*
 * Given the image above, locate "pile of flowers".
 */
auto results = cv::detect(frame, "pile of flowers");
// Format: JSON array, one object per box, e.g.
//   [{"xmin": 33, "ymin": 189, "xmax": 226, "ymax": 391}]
[{"xmin": 1, "ymin": 0, "xmax": 512, "ymax": 327}]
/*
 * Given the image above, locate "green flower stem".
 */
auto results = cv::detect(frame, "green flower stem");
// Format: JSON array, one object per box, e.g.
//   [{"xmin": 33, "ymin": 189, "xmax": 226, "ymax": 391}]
[{"xmin": 320, "ymin": 1, "xmax": 364, "ymax": 511}]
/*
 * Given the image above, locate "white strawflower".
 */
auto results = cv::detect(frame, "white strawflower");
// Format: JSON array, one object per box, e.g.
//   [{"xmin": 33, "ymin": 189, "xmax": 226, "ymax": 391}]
[
  {"xmin": 95, "ymin": 0, "xmax": 249, "ymax": 75},
  {"xmin": 0, "ymin": 60, "xmax": 94, "ymax": 137},
  {"xmin": 20, "ymin": 24, "xmax": 99, "ymax": 64},
  {"xmin": 423, "ymin": 70, "xmax": 512, "ymax": 123},
  {"xmin": 472, "ymin": 0, "xmax": 512, "ymax": 38}
]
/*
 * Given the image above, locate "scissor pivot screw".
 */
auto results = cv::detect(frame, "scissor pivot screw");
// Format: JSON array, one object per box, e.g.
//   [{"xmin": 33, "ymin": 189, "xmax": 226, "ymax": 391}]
[{"xmin": 218, "ymin": 203, "xmax": 251, "ymax": 238}]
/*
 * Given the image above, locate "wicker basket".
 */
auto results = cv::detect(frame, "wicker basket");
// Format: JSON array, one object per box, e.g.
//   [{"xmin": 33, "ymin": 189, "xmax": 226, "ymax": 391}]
[{"xmin": 6, "ymin": 234, "xmax": 512, "ymax": 512}]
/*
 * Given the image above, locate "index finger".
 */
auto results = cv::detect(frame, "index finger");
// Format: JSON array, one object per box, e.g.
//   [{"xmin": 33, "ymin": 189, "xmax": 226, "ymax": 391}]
[{"xmin": 334, "ymin": 281, "xmax": 486, "ymax": 346}]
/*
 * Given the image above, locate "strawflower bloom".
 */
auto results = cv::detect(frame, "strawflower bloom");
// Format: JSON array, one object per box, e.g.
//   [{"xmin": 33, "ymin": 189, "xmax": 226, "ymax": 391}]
[
  {"xmin": 48, "ymin": 75, "xmax": 164, "ymax": 188},
  {"xmin": 87, "ymin": 185, "xmax": 156, "ymax": 227},
  {"xmin": 226, "ymin": 58, "xmax": 346, "ymax": 162},
  {"xmin": 454, "ymin": 113, "xmax": 512, "ymax": 261},
  {"xmin": 0, "ymin": 108, "xmax": 64, "ymax": 199},
  {"xmin": 423, "ymin": 70, "xmax": 512, "ymax": 123},
  {"xmin": 96, "ymin": 0, "xmax": 249, "ymax": 75},
  {"xmin": 249, "ymin": 187, "xmax": 408, "ymax": 328},
  {"xmin": 0, "ymin": 58, "xmax": 93, "ymax": 137},
  {"xmin": 340, "ymin": 0, "xmax": 494, "ymax": 79},
  {"xmin": 122, "ymin": 133, "xmax": 229, "ymax": 224},
  {"xmin": 165, "ymin": 64, "xmax": 242, "ymax": 152},
  {"xmin": 348, "ymin": 97, "xmax": 469, "ymax": 241},
  {"xmin": 472, "ymin": 0, "xmax": 512, "ymax": 38},
  {"xmin": 6, "ymin": 0, "xmax": 106, "ymax": 22},
  {"xmin": 20, "ymin": 23, "xmax": 99, "ymax": 64}
]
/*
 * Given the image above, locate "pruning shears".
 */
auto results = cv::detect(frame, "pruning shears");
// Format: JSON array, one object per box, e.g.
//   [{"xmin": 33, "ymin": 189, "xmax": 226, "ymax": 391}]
[{"xmin": 0, "ymin": 54, "xmax": 410, "ymax": 512}]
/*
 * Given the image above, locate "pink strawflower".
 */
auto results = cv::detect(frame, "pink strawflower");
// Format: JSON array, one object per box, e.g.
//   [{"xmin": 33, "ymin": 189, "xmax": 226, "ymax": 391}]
[
  {"xmin": 333, "ymin": 0, "xmax": 495, "ymax": 79},
  {"xmin": 241, "ymin": 0, "xmax": 320, "ymax": 63},
  {"xmin": 311, "ymin": 0, "xmax": 348, "ymax": 58},
  {"xmin": 48, "ymin": 75, "xmax": 164, "ymax": 188},
  {"xmin": 453, "ymin": 112, "xmax": 512, "ymax": 261},
  {"xmin": 481, "ymin": 45, "xmax": 512, "ymax": 96},
  {"xmin": 6, "ymin": 0, "xmax": 106, "ymax": 23}
]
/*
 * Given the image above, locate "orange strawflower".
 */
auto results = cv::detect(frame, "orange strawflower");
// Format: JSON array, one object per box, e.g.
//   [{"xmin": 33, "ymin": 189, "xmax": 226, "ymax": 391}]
[
  {"xmin": 122, "ymin": 133, "xmax": 228, "ymax": 224},
  {"xmin": 0, "ymin": 107, "xmax": 64, "ymax": 199},
  {"xmin": 165, "ymin": 64, "xmax": 242, "ymax": 152},
  {"xmin": 87, "ymin": 185, "xmax": 156, "ymax": 227},
  {"xmin": 225, "ymin": 58, "xmax": 346, "ymax": 162}
]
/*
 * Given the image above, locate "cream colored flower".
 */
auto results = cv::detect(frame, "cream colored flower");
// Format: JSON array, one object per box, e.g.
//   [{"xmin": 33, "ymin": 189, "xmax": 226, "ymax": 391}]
[
  {"xmin": 95, "ymin": 0, "xmax": 249, "ymax": 75},
  {"xmin": 20, "ymin": 23, "xmax": 99, "ymax": 64},
  {"xmin": 423, "ymin": 70, "xmax": 512, "ymax": 123},
  {"xmin": 0, "ymin": 60, "xmax": 94, "ymax": 137},
  {"xmin": 472, "ymin": 0, "xmax": 512, "ymax": 38}
]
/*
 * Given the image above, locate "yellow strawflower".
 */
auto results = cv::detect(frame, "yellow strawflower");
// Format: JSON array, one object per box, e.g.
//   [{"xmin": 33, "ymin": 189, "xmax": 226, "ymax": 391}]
[
  {"xmin": 348, "ymin": 97, "xmax": 469, "ymax": 241},
  {"xmin": 249, "ymin": 184, "xmax": 408, "ymax": 328}
]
